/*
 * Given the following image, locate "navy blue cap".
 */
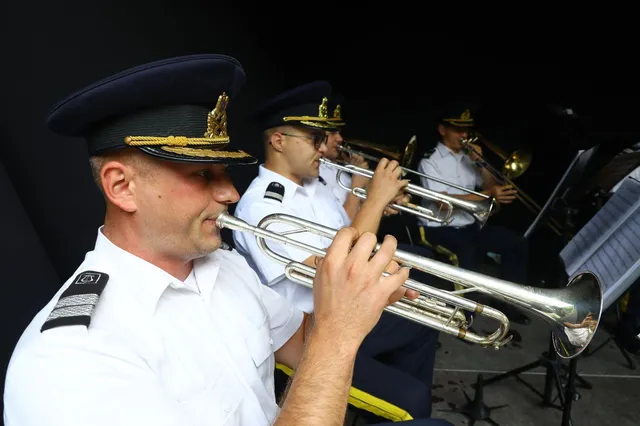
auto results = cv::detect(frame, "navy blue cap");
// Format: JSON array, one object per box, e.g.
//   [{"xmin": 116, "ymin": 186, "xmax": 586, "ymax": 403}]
[
  {"xmin": 252, "ymin": 81, "xmax": 340, "ymax": 131},
  {"xmin": 438, "ymin": 101, "xmax": 475, "ymax": 128},
  {"xmin": 46, "ymin": 54, "xmax": 257, "ymax": 165}
]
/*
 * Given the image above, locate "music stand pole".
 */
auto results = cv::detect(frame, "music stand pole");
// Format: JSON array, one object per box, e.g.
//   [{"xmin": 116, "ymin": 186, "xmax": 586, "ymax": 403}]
[{"xmin": 454, "ymin": 147, "xmax": 601, "ymax": 425}]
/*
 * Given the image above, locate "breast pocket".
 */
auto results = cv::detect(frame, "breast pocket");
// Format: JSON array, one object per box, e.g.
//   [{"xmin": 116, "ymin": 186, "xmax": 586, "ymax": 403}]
[
  {"xmin": 177, "ymin": 376, "xmax": 242, "ymax": 426},
  {"xmin": 245, "ymin": 319, "xmax": 275, "ymax": 388}
]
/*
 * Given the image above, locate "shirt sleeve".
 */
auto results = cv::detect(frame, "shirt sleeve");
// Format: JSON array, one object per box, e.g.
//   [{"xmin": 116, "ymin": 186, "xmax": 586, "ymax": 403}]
[
  {"xmin": 417, "ymin": 158, "xmax": 451, "ymax": 193},
  {"xmin": 4, "ymin": 334, "xmax": 197, "ymax": 426},
  {"xmin": 259, "ymin": 284, "xmax": 305, "ymax": 351},
  {"xmin": 233, "ymin": 199, "xmax": 330, "ymax": 285}
]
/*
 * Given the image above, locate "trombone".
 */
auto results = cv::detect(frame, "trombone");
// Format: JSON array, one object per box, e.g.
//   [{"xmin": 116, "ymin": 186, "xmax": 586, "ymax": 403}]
[
  {"xmin": 335, "ymin": 136, "xmax": 498, "ymax": 228},
  {"xmin": 461, "ymin": 133, "xmax": 564, "ymax": 236},
  {"xmin": 216, "ymin": 212, "xmax": 603, "ymax": 359},
  {"xmin": 319, "ymin": 157, "xmax": 496, "ymax": 228}
]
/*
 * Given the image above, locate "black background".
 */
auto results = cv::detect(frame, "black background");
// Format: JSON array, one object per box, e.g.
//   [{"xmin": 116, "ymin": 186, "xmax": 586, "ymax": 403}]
[{"xmin": 3, "ymin": 0, "xmax": 638, "ymax": 398}]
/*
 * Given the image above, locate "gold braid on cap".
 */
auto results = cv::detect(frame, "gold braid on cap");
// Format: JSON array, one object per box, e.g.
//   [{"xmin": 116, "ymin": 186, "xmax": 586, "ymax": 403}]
[
  {"xmin": 124, "ymin": 92, "xmax": 231, "ymax": 147},
  {"xmin": 282, "ymin": 97, "xmax": 338, "ymax": 129},
  {"xmin": 443, "ymin": 108, "xmax": 474, "ymax": 126}
]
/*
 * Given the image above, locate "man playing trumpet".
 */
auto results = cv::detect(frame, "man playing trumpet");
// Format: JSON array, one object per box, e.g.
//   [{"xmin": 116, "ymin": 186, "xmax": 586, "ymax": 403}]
[{"xmin": 233, "ymin": 81, "xmax": 441, "ymax": 422}]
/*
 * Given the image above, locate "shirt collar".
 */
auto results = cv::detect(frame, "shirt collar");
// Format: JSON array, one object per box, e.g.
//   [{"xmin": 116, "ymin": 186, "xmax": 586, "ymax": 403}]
[
  {"xmin": 257, "ymin": 164, "xmax": 319, "ymax": 203},
  {"xmin": 91, "ymin": 227, "xmax": 221, "ymax": 316},
  {"xmin": 436, "ymin": 141, "xmax": 465, "ymax": 162}
]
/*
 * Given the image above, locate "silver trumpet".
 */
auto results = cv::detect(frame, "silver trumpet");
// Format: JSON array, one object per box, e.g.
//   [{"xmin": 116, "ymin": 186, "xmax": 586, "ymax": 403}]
[
  {"xmin": 216, "ymin": 212, "xmax": 603, "ymax": 359},
  {"xmin": 319, "ymin": 157, "xmax": 496, "ymax": 229}
]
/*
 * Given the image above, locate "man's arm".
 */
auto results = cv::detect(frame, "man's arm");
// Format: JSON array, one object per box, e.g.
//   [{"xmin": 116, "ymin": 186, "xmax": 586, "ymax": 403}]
[
  {"xmin": 273, "ymin": 229, "xmax": 412, "ymax": 426},
  {"xmin": 418, "ymin": 154, "xmax": 516, "ymax": 205}
]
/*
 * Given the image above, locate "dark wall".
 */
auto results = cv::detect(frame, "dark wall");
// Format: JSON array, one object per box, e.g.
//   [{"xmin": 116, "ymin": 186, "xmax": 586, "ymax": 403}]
[{"xmin": 4, "ymin": 1, "xmax": 640, "ymax": 396}]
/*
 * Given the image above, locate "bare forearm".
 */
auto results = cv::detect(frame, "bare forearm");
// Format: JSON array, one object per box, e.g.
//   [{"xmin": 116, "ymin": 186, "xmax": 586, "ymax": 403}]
[
  {"xmin": 441, "ymin": 192, "xmax": 488, "ymax": 201},
  {"xmin": 350, "ymin": 197, "xmax": 386, "ymax": 235},
  {"xmin": 342, "ymin": 194, "xmax": 362, "ymax": 221},
  {"xmin": 480, "ymin": 168, "xmax": 499, "ymax": 188},
  {"xmin": 274, "ymin": 329, "xmax": 359, "ymax": 426}
]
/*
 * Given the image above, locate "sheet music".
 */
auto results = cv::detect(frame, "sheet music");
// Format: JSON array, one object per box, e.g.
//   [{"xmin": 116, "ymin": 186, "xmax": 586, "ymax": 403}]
[
  {"xmin": 560, "ymin": 178, "xmax": 640, "ymax": 308},
  {"xmin": 524, "ymin": 146, "xmax": 598, "ymax": 239}
]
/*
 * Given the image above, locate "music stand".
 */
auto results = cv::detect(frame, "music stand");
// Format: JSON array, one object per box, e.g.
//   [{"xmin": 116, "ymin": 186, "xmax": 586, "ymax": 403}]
[
  {"xmin": 451, "ymin": 146, "xmax": 602, "ymax": 426},
  {"xmin": 456, "ymin": 177, "xmax": 640, "ymax": 426},
  {"xmin": 524, "ymin": 144, "xmax": 599, "ymax": 239}
]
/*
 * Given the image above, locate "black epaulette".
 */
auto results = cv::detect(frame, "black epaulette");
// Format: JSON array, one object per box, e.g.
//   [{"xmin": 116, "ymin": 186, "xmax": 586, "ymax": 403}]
[
  {"xmin": 264, "ymin": 182, "xmax": 285, "ymax": 202},
  {"xmin": 40, "ymin": 271, "xmax": 109, "ymax": 332},
  {"xmin": 318, "ymin": 176, "xmax": 327, "ymax": 185},
  {"xmin": 423, "ymin": 147, "xmax": 436, "ymax": 159}
]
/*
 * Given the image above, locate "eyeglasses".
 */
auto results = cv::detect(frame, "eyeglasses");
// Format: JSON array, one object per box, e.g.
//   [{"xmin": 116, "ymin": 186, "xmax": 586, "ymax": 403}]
[{"xmin": 280, "ymin": 132, "xmax": 328, "ymax": 150}]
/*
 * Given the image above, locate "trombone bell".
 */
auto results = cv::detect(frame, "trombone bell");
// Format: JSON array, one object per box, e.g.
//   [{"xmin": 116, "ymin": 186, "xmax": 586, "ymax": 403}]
[{"xmin": 503, "ymin": 148, "xmax": 532, "ymax": 179}]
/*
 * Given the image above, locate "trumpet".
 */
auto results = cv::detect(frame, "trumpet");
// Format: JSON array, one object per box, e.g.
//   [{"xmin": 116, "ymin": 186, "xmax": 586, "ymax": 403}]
[
  {"xmin": 336, "ymin": 135, "xmax": 497, "ymax": 228},
  {"xmin": 216, "ymin": 212, "xmax": 603, "ymax": 359},
  {"xmin": 319, "ymin": 157, "xmax": 496, "ymax": 228}
]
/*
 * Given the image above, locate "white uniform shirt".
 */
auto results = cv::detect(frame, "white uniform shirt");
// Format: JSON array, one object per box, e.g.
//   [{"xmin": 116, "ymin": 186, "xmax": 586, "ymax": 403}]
[
  {"xmin": 233, "ymin": 165, "xmax": 351, "ymax": 313},
  {"xmin": 319, "ymin": 161, "xmax": 352, "ymax": 206},
  {"xmin": 611, "ymin": 165, "xmax": 640, "ymax": 193},
  {"xmin": 416, "ymin": 142, "xmax": 483, "ymax": 228},
  {"xmin": 3, "ymin": 228, "xmax": 303, "ymax": 426}
]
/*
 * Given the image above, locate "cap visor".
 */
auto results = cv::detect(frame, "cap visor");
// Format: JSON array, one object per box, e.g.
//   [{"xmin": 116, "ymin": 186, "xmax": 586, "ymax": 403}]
[{"xmin": 139, "ymin": 146, "xmax": 258, "ymax": 165}]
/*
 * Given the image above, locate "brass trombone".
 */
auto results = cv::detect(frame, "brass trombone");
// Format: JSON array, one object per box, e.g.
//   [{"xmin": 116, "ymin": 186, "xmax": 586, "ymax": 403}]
[
  {"xmin": 461, "ymin": 132, "xmax": 564, "ymax": 236},
  {"xmin": 216, "ymin": 211, "xmax": 603, "ymax": 358}
]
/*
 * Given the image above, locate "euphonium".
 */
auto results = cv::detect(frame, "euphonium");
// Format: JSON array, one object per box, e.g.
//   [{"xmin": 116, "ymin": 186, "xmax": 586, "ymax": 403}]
[
  {"xmin": 319, "ymin": 157, "xmax": 496, "ymax": 229},
  {"xmin": 216, "ymin": 212, "xmax": 603, "ymax": 359}
]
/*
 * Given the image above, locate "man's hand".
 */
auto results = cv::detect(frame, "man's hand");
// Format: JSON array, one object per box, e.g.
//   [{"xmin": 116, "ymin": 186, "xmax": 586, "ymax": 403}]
[
  {"xmin": 382, "ymin": 193, "xmax": 410, "ymax": 217},
  {"xmin": 311, "ymin": 227, "xmax": 413, "ymax": 347},
  {"xmin": 364, "ymin": 158, "xmax": 410, "ymax": 210},
  {"xmin": 489, "ymin": 184, "xmax": 518, "ymax": 204},
  {"xmin": 466, "ymin": 143, "xmax": 483, "ymax": 163}
]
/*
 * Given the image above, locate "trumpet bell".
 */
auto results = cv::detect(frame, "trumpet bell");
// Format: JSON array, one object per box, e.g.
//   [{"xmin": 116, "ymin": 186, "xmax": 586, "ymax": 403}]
[
  {"xmin": 551, "ymin": 272, "xmax": 603, "ymax": 359},
  {"xmin": 503, "ymin": 148, "xmax": 532, "ymax": 179}
]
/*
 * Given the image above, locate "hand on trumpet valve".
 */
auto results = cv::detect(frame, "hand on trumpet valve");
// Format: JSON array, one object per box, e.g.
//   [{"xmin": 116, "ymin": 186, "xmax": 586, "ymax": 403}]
[
  {"xmin": 366, "ymin": 158, "xmax": 410, "ymax": 209},
  {"xmin": 312, "ymin": 228, "xmax": 413, "ymax": 343},
  {"xmin": 348, "ymin": 152, "xmax": 369, "ymax": 169},
  {"xmin": 489, "ymin": 184, "xmax": 518, "ymax": 204},
  {"xmin": 383, "ymin": 193, "xmax": 411, "ymax": 216}
]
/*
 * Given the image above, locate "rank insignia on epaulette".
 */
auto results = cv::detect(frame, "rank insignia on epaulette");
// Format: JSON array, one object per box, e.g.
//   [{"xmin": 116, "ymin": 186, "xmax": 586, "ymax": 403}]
[
  {"xmin": 264, "ymin": 182, "xmax": 285, "ymax": 202},
  {"xmin": 423, "ymin": 147, "xmax": 436, "ymax": 158},
  {"xmin": 220, "ymin": 242, "xmax": 232, "ymax": 251},
  {"xmin": 40, "ymin": 271, "xmax": 109, "ymax": 332}
]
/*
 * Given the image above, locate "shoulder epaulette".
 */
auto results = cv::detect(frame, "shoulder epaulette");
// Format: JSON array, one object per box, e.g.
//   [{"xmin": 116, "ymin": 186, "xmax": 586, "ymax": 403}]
[
  {"xmin": 41, "ymin": 271, "xmax": 109, "ymax": 332},
  {"xmin": 423, "ymin": 147, "xmax": 436, "ymax": 159},
  {"xmin": 318, "ymin": 176, "xmax": 327, "ymax": 185},
  {"xmin": 264, "ymin": 182, "xmax": 285, "ymax": 202}
]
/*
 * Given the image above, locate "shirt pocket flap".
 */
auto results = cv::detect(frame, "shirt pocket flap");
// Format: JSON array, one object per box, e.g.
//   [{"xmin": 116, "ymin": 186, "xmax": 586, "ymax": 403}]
[{"xmin": 245, "ymin": 321, "xmax": 273, "ymax": 367}]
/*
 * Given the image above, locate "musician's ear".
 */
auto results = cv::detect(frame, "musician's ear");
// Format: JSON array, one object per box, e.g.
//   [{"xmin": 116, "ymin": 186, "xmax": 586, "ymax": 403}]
[
  {"xmin": 269, "ymin": 131, "xmax": 286, "ymax": 153},
  {"xmin": 437, "ymin": 124, "xmax": 446, "ymax": 137}
]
